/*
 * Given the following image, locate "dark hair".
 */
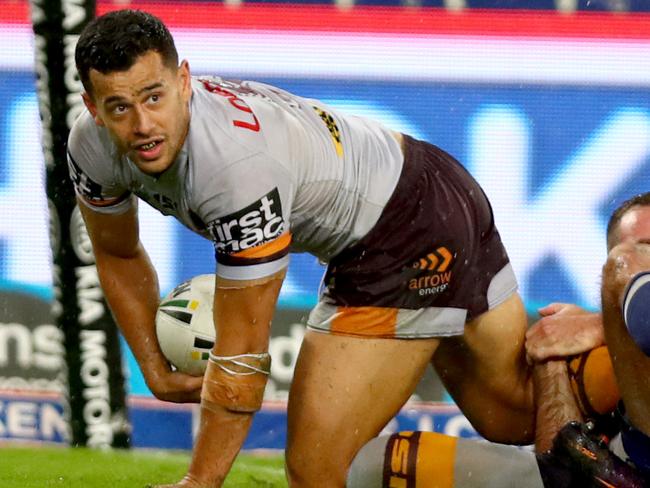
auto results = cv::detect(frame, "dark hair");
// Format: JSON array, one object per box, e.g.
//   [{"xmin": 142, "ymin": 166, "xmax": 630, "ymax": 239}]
[
  {"xmin": 75, "ymin": 9, "xmax": 179, "ymax": 95},
  {"xmin": 606, "ymin": 192, "xmax": 650, "ymax": 250}
]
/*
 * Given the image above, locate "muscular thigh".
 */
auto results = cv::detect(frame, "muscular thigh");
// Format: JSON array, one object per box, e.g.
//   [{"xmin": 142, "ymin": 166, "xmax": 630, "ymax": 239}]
[
  {"xmin": 432, "ymin": 293, "xmax": 534, "ymax": 444},
  {"xmin": 286, "ymin": 330, "xmax": 439, "ymax": 487}
]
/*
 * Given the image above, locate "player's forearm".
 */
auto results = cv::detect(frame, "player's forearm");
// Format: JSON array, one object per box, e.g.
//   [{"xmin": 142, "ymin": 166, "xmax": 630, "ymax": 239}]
[
  {"xmin": 533, "ymin": 360, "xmax": 582, "ymax": 452},
  {"xmin": 180, "ymin": 274, "xmax": 283, "ymax": 486},
  {"xmin": 185, "ymin": 404, "xmax": 256, "ymax": 487},
  {"xmin": 94, "ymin": 244, "xmax": 167, "ymax": 375}
]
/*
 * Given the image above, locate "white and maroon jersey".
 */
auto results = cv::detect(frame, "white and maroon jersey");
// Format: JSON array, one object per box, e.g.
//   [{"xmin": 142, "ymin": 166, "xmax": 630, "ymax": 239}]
[{"xmin": 67, "ymin": 76, "xmax": 403, "ymax": 280}]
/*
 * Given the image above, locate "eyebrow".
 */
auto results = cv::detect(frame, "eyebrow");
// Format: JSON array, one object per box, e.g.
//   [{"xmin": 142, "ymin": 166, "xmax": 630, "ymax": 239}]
[{"xmin": 103, "ymin": 82, "xmax": 165, "ymax": 106}]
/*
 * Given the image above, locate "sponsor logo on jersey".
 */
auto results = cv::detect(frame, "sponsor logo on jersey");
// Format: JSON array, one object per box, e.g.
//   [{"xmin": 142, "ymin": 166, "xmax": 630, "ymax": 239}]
[
  {"xmin": 313, "ymin": 106, "xmax": 343, "ymax": 157},
  {"xmin": 408, "ymin": 246, "xmax": 454, "ymax": 296},
  {"xmin": 210, "ymin": 188, "xmax": 284, "ymax": 254},
  {"xmin": 67, "ymin": 152, "xmax": 104, "ymax": 201},
  {"xmin": 200, "ymin": 77, "xmax": 260, "ymax": 132}
]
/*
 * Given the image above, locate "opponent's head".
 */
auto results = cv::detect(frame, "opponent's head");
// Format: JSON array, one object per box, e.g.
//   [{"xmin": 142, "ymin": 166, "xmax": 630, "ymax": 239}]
[
  {"xmin": 606, "ymin": 192, "xmax": 650, "ymax": 251},
  {"xmin": 76, "ymin": 10, "xmax": 191, "ymax": 175}
]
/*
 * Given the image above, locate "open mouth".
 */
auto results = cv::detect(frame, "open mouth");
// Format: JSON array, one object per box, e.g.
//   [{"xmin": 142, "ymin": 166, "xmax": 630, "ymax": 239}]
[
  {"xmin": 135, "ymin": 139, "xmax": 164, "ymax": 161},
  {"xmin": 140, "ymin": 141, "xmax": 158, "ymax": 150}
]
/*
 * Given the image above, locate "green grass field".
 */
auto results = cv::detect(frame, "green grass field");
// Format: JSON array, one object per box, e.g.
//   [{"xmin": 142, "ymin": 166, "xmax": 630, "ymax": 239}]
[{"xmin": 0, "ymin": 446, "xmax": 287, "ymax": 487}]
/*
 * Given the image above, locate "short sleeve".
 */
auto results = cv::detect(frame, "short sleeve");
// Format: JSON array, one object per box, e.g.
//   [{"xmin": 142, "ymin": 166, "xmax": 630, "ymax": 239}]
[{"xmin": 66, "ymin": 111, "xmax": 133, "ymax": 214}]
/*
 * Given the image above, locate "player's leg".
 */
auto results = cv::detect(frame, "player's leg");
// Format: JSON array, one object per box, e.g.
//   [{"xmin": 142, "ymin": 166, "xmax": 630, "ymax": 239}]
[
  {"xmin": 285, "ymin": 329, "xmax": 440, "ymax": 488},
  {"xmin": 602, "ymin": 241, "xmax": 650, "ymax": 475},
  {"xmin": 347, "ymin": 431, "xmax": 545, "ymax": 488},
  {"xmin": 345, "ymin": 356, "xmax": 636, "ymax": 488},
  {"xmin": 432, "ymin": 292, "xmax": 535, "ymax": 444},
  {"xmin": 431, "ymin": 293, "xmax": 620, "ymax": 446}
]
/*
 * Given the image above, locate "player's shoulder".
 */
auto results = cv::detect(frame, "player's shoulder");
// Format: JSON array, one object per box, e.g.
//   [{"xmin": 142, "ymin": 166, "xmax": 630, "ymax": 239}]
[
  {"xmin": 68, "ymin": 108, "xmax": 97, "ymax": 145},
  {"xmin": 67, "ymin": 108, "xmax": 112, "ymax": 160},
  {"xmin": 188, "ymin": 77, "xmax": 240, "ymax": 138},
  {"xmin": 189, "ymin": 75, "xmax": 268, "ymax": 125},
  {"xmin": 190, "ymin": 76, "xmax": 231, "ymax": 112},
  {"xmin": 67, "ymin": 108, "xmax": 119, "ymax": 191},
  {"xmin": 187, "ymin": 77, "xmax": 268, "ymax": 160}
]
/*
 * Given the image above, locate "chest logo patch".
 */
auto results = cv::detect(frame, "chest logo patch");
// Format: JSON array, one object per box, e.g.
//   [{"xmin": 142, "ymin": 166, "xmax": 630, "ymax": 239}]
[{"xmin": 210, "ymin": 188, "xmax": 284, "ymax": 253}]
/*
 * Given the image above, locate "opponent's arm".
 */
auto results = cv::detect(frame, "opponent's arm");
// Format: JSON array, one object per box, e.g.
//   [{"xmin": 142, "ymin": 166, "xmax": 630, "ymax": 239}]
[
  {"xmin": 78, "ymin": 199, "xmax": 203, "ymax": 402},
  {"xmin": 179, "ymin": 270, "xmax": 286, "ymax": 487},
  {"xmin": 532, "ymin": 359, "xmax": 582, "ymax": 452}
]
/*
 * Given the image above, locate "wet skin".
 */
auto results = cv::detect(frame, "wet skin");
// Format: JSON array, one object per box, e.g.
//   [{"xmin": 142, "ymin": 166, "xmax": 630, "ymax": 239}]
[{"xmin": 82, "ymin": 51, "xmax": 192, "ymax": 175}]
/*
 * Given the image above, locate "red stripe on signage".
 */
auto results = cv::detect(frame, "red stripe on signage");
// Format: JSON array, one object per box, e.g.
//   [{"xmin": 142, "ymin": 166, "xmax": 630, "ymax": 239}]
[
  {"xmin": 0, "ymin": 2, "xmax": 29, "ymax": 22},
  {"xmin": 2, "ymin": 2, "xmax": 650, "ymax": 40},
  {"xmin": 101, "ymin": 4, "xmax": 650, "ymax": 40}
]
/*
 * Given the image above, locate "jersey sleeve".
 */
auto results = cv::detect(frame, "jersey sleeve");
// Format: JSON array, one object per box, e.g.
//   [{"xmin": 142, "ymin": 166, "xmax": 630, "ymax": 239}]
[
  {"xmin": 195, "ymin": 154, "xmax": 294, "ymax": 281},
  {"xmin": 66, "ymin": 112, "xmax": 133, "ymax": 214}
]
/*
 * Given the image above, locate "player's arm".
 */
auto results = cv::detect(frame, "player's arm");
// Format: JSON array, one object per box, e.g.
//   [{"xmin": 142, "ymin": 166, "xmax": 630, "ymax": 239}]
[
  {"xmin": 78, "ymin": 199, "xmax": 203, "ymax": 402},
  {"xmin": 178, "ymin": 269, "xmax": 286, "ymax": 487}
]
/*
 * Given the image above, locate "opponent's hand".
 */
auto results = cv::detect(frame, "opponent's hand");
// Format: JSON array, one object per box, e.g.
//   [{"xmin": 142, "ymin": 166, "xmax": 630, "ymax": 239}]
[
  {"xmin": 525, "ymin": 303, "xmax": 605, "ymax": 363},
  {"xmin": 144, "ymin": 366, "xmax": 203, "ymax": 403},
  {"xmin": 538, "ymin": 302, "xmax": 588, "ymax": 318}
]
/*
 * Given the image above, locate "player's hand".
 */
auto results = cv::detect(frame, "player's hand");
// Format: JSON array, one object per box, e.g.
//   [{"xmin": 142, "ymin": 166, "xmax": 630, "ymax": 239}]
[
  {"xmin": 144, "ymin": 366, "xmax": 203, "ymax": 403},
  {"xmin": 525, "ymin": 303, "xmax": 605, "ymax": 363}
]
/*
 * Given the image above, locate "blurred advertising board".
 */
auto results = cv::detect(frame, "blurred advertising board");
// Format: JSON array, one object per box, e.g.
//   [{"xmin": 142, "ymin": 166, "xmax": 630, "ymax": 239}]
[{"xmin": 0, "ymin": 390, "xmax": 479, "ymax": 449}]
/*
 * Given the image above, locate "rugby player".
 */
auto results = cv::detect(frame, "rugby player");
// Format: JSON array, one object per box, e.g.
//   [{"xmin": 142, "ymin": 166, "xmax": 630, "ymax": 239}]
[
  {"xmin": 528, "ymin": 194, "xmax": 650, "ymax": 484},
  {"xmin": 69, "ymin": 9, "xmax": 576, "ymax": 487},
  {"xmin": 527, "ymin": 193, "xmax": 650, "ymax": 480}
]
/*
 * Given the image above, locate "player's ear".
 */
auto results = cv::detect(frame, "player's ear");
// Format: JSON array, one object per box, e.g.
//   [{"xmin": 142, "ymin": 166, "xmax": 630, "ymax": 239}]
[
  {"xmin": 82, "ymin": 92, "xmax": 105, "ymax": 127},
  {"xmin": 178, "ymin": 60, "xmax": 191, "ymax": 101}
]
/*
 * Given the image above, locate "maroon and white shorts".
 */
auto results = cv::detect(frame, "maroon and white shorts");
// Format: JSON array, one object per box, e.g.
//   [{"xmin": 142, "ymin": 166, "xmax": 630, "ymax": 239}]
[{"xmin": 307, "ymin": 135, "xmax": 517, "ymax": 338}]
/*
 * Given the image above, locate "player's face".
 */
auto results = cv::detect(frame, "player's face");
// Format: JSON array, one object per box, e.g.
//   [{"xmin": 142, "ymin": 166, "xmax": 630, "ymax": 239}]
[
  {"xmin": 83, "ymin": 51, "xmax": 192, "ymax": 175},
  {"xmin": 616, "ymin": 205, "xmax": 650, "ymax": 246}
]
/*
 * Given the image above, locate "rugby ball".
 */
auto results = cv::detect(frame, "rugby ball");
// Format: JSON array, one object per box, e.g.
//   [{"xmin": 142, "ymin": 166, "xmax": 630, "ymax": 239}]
[
  {"xmin": 155, "ymin": 274, "xmax": 216, "ymax": 376},
  {"xmin": 567, "ymin": 345, "xmax": 620, "ymax": 418}
]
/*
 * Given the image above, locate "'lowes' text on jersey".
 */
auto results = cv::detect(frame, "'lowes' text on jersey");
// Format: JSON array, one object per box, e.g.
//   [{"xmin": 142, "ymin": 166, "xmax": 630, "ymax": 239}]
[{"xmin": 210, "ymin": 188, "xmax": 284, "ymax": 253}]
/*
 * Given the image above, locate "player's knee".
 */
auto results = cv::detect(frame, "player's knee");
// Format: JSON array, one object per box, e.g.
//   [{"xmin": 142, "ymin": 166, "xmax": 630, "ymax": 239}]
[
  {"xmin": 475, "ymin": 421, "xmax": 535, "ymax": 446},
  {"xmin": 603, "ymin": 242, "xmax": 645, "ymax": 300},
  {"xmin": 601, "ymin": 245, "xmax": 650, "ymax": 355},
  {"xmin": 466, "ymin": 399, "xmax": 535, "ymax": 444},
  {"xmin": 285, "ymin": 446, "xmax": 348, "ymax": 488}
]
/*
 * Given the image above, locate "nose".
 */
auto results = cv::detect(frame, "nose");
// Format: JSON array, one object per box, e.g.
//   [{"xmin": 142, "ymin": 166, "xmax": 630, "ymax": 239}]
[{"xmin": 133, "ymin": 105, "xmax": 154, "ymax": 136}]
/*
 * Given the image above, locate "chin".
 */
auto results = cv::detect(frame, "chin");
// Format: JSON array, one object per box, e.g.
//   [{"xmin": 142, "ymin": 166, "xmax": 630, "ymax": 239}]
[
  {"xmin": 137, "ymin": 162, "xmax": 168, "ymax": 176},
  {"xmin": 133, "ymin": 155, "xmax": 172, "ymax": 174}
]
